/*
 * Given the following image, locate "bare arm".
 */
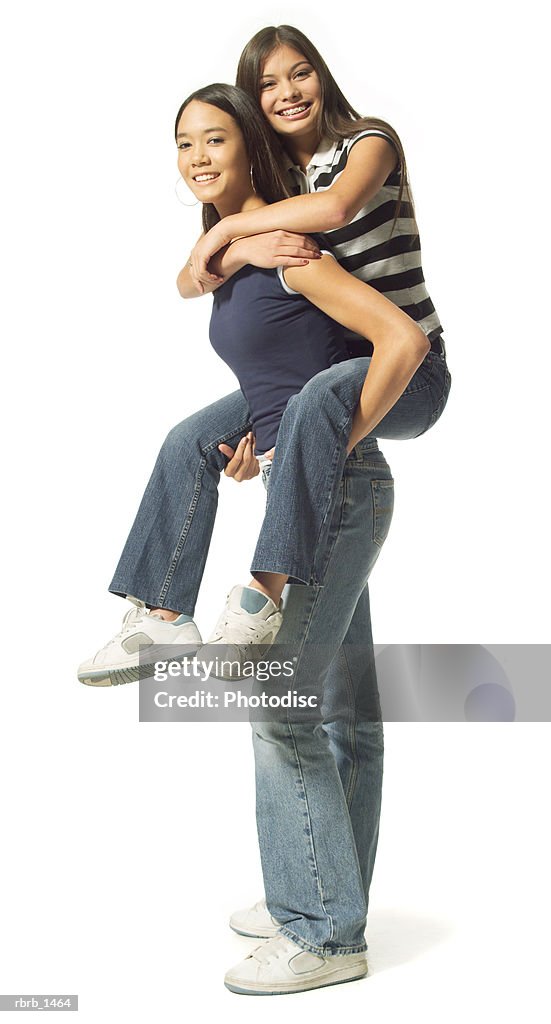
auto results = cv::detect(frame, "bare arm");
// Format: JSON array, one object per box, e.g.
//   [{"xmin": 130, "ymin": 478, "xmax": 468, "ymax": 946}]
[
  {"xmin": 283, "ymin": 255, "xmax": 430, "ymax": 452},
  {"xmin": 190, "ymin": 136, "xmax": 398, "ymax": 285},
  {"xmin": 176, "ymin": 241, "xmax": 246, "ymax": 298},
  {"xmin": 177, "ymin": 233, "xmax": 322, "ymax": 297}
]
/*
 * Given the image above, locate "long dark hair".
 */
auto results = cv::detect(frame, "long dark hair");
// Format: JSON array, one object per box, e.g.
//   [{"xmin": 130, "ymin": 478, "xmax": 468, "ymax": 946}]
[
  {"xmin": 236, "ymin": 25, "xmax": 417, "ymax": 238},
  {"xmin": 174, "ymin": 83, "xmax": 291, "ymax": 232}
]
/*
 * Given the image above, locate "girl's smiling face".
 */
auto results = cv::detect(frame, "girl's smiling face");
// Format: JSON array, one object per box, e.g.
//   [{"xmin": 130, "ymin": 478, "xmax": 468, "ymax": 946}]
[
  {"xmin": 259, "ymin": 44, "xmax": 322, "ymax": 142},
  {"xmin": 176, "ymin": 100, "xmax": 254, "ymax": 213}
]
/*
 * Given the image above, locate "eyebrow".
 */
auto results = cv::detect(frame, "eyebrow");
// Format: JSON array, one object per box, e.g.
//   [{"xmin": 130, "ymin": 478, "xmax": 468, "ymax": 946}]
[
  {"xmin": 260, "ymin": 61, "xmax": 312, "ymax": 79},
  {"xmin": 176, "ymin": 126, "xmax": 227, "ymax": 139}
]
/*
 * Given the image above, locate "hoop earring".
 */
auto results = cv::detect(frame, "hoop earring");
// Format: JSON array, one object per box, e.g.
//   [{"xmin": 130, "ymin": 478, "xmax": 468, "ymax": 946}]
[
  {"xmin": 250, "ymin": 165, "xmax": 256, "ymax": 193},
  {"xmin": 175, "ymin": 176, "xmax": 199, "ymax": 207}
]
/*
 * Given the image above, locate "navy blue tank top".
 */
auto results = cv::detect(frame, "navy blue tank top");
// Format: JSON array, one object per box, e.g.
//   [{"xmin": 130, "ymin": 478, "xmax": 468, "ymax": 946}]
[{"xmin": 209, "ymin": 261, "xmax": 349, "ymax": 453}]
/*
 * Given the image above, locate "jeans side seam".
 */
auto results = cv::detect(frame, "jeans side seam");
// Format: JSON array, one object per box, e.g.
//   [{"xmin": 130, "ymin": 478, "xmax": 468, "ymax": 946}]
[
  {"xmin": 158, "ymin": 456, "xmax": 207, "ymax": 605},
  {"xmin": 286, "ymin": 719, "xmax": 335, "ymax": 945},
  {"xmin": 311, "ymin": 420, "xmax": 349, "ymax": 584},
  {"xmin": 318, "ymin": 471, "xmax": 348, "ymax": 583},
  {"xmin": 427, "ymin": 369, "xmax": 452, "ymax": 429},
  {"xmin": 341, "ymin": 646, "xmax": 360, "ymax": 809},
  {"xmin": 371, "ymin": 479, "xmax": 394, "ymax": 550},
  {"xmin": 288, "ymin": 588, "xmax": 324, "ymax": 668}
]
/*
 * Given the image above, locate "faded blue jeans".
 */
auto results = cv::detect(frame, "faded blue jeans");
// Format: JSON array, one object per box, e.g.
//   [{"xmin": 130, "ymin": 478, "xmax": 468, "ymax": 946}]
[
  {"xmin": 109, "ymin": 349, "xmax": 450, "ymax": 609},
  {"xmin": 251, "ymin": 439, "xmax": 393, "ymax": 956}
]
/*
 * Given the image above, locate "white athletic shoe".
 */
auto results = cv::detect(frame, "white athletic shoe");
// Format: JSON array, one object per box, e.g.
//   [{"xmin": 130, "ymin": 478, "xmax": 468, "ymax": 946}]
[
  {"xmin": 78, "ymin": 601, "xmax": 202, "ymax": 686},
  {"xmin": 229, "ymin": 898, "xmax": 281, "ymax": 939},
  {"xmin": 203, "ymin": 585, "xmax": 283, "ymax": 680},
  {"xmin": 224, "ymin": 933, "xmax": 368, "ymax": 996}
]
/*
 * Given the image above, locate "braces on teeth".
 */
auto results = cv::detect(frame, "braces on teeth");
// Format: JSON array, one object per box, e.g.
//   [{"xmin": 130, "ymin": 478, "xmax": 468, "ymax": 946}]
[{"xmin": 280, "ymin": 105, "xmax": 309, "ymax": 115}]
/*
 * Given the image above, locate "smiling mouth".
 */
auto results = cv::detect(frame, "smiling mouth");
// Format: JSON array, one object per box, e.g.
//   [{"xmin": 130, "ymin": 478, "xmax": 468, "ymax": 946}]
[
  {"xmin": 193, "ymin": 172, "xmax": 220, "ymax": 182},
  {"xmin": 276, "ymin": 102, "xmax": 312, "ymax": 118}
]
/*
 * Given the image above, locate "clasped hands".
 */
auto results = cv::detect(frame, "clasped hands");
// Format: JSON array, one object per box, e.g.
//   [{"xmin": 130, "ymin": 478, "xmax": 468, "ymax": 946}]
[{"xmin": 187, "ymin": 225, "xmax": 321, "ymax": 294}]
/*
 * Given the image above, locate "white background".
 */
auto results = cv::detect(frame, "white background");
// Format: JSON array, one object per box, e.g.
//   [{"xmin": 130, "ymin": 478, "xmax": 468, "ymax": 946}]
[{"xmin": 1, "ymin": 0, "xmax": 549, "ymax": 1020}]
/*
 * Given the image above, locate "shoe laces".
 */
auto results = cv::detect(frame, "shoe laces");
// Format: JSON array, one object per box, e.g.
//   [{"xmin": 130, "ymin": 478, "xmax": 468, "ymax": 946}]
[
  {"xmin": 250, "ymin": 935, "xmax": 290, "ymax": 965},
  {"xmin": 216, "ymin": 606, "xmax": 270, "ymax": 645},
  {"xmin": 104, "ymin": 604, "xmax": 146, "ymax": 648}
]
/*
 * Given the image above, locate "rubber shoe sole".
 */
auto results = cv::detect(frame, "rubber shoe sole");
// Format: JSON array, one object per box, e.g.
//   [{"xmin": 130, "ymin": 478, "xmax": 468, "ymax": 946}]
[
  {"xmin": 79, "ymin": 648, "xmax": 201, "ymax": 687},
  {"xmin": 78, "ymin": 662, "xmax": 155, "ymax": 687},
  {"xmin": 224, "ymin": 960, "xmax": 368, "ymax": 996}
]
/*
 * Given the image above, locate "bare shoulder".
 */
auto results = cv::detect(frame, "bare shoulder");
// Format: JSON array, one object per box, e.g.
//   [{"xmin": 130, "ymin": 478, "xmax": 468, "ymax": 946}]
[{"xmin": 347, "ymin": 132, "xmax": 398, "ymax": 166}]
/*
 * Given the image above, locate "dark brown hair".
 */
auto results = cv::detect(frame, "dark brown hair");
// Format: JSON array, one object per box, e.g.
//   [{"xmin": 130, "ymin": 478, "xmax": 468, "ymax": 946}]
[
  {"xmin": 174, "ymin": 83, "xmax": 291, "ymax": 232},
  {"xmin": 236, "ymin": 25, "xmax": 417, "ymax": 238}
]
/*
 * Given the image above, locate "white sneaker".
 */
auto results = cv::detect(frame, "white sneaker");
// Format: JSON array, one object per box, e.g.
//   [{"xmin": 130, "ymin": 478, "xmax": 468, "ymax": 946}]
[
  {"xmin": 229, "ymin": 898, "xmax": 281, "ymax": 939},
  {"xmin": 224, "ymin": 934, "xmax": 368, "ymax": 995},
  {"xmin": 204, "ymin": 585, "xmax": 283, "ymax": 680},
  {"xmin": 78, "ymin": 601, "xmax": 202, "ymax": 686}
]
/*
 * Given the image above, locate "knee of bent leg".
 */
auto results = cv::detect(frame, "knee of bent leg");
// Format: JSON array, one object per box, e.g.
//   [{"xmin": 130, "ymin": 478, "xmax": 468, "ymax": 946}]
[
  {"xmin": 161, "ymin": 411, "xmax": 209, "ymax": 459},
  {"xmin": 296, "ymin": 366, "xmax": 338, "ymax": 408},
  {"xmin": 288, "ymin": 363, "xmax": 364, "ymax": 425},
  {"xmin": 278, "ymin": 373, "xmax": 338, "ymax": 437}
]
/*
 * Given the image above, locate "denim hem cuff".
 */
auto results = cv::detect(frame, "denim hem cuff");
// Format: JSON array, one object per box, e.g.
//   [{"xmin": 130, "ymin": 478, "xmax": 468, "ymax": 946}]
[
  {"xmin": 107, "ymin": 584, "xmax": 194, "ymax": 618},
  {"xmin": 277, "ymin": 925, "xmax": 368, "ymax": 957},
  {"xmin": 249, "ymin": 562, "xmax": 319, "ymax": 587}
]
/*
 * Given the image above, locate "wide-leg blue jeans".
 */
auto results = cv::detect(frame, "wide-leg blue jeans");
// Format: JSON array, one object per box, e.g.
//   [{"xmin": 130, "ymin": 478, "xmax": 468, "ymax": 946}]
[
  {"xmin": 251, "ymin": 439, "xmax": 393, "ymax": 956},
  {"xmin": 109, "ymin": 350, "xmax": 450, "ymax": 610}
]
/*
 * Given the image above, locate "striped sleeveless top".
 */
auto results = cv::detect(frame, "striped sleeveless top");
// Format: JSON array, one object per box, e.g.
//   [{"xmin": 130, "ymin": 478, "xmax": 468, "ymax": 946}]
[{"xmin": 286, "ymin": 129, "xmax": 446, "ymax": 358}]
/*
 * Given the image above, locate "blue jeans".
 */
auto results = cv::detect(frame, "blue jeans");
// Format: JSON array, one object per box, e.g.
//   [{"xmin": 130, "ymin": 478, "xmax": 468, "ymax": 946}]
[
  {"xmin": 109, "ymin": 350, "xmax": 450, "ymax": 610},
  {"xmin": 252, "ymin": 439, "xmax": 393, "ymax": 956}
]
